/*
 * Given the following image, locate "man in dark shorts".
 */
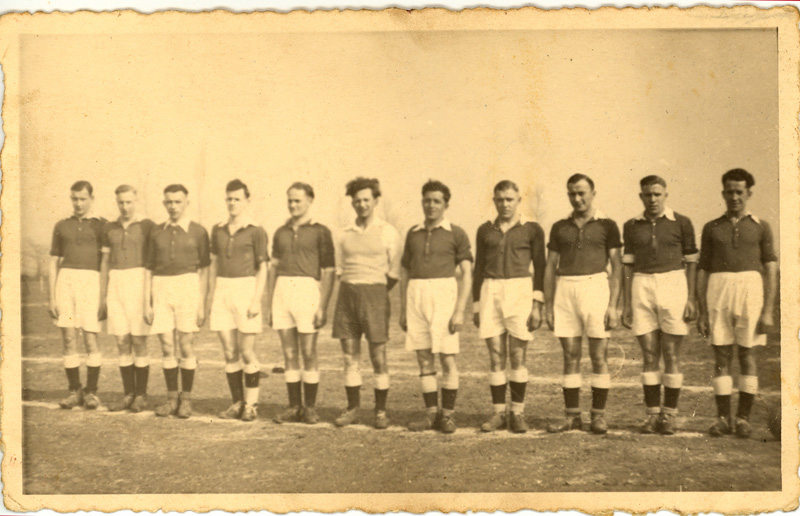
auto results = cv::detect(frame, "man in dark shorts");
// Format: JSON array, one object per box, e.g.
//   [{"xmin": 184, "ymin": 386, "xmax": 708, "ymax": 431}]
[
  {"xmin": 49, "ymin": 180, "xmax": 106, "ymax": 409},
  {"xmin": 267, "ymin": 182, "xmax": 336, "ymax": 425},
  {"xmin": 332, "ymin": 177, "xmax": 402, "ymax": 429}
]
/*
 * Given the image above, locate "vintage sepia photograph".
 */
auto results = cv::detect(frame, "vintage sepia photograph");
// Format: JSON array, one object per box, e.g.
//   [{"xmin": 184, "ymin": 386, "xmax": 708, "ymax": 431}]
[{"xmin": 0, "ymin": 5, "xmax": 798, "ymax": 514}]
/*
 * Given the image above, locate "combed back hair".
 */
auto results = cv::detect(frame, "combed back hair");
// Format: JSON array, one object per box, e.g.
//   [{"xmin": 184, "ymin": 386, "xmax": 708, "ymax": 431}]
[
  {"xmin": 567, "ymin": 174, "xmax": 595, "ymax": 190},
  {"xmin": 494, "ymin": 180, "xmax": 519, "ymax": 195},
  {"xmin": 288, "ymin": 181, "xmax": 315, "ymax": 199},
  {"xmin": 722, "ymin": 168, "xmax": 755, "ymax": 189},
  {"xmin": 71, "ymin": 180, "xmax": 94, "ymax": 196},
  {"xmin": 163, "ymin": 184, "xmax": 189, "ymax": 196},
  {"xmin": 640, "ymin": 175, "xmax": 667, "ymax": 189},
  {"xmin": 226, "ymin": 179, "xmax": 250, "ymax": 199},
  {"xmin": 346, "ymin": 177, "xmax": 381, "ymax": 198},
  {"xmin": 115, "ymin": 184, "xmax": 137, "ymax": 196},
  {"xmin": 422, "ymin": 179, "xmax": 451, "ymax": 203}
]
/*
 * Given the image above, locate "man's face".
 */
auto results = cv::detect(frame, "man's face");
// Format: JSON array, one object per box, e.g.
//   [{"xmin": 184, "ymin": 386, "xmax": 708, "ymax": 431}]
[
  {"xmin": 226, "ymin": 189, "xmax": 248, "ymax": 217},
  {"xmin": 567, "ymin": 179, "xmax": 595, "ymax": 214},
  {"xmin": 639, "ymin": 184, "xmax": 667, "ymax": 217},
  {"xmin": 287, "ymin": 188, "xmax": 312, "ymax": 218},
  {"xmin": 722, "ymin": 180, "xmax": 751, "ymax": 214},
  {"xmin": 116, "ymin": 191, "xmax": 137, "ymax": 220},
  {"xmin": 351, "ymin": 188, "xmax": 377, "ymax": 220},
  {"xmin": 70, "ymin": 188, "xmax": 93, "ymax": 217},
  {"xmin": 493, "ymin": 188, "xmax": 520, "ymax": 220},
  {"xmin": 163, "ymin": 191, "xmax": 188, "ymax": 222},
  {"xmin": 422, "ymin": 190, "xmax": 448, "ymax": 222}
]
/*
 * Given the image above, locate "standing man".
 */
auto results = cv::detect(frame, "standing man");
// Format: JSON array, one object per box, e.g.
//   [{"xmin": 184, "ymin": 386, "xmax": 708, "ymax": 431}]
[
  {"xmin": 620, "ymin": 176, "xmax": 698, "ymax": 435},
  {"xmin": 472, "ymin": 180, "xmax": 546, "ymax": 434},
  {"xmin": 266, "ymin": 182, "xmax": 336, "ymax": 425},
  {"xmin": 209, "ymin": 180, "xmax": 269, "ymax": 422},
  {"xmin": 101, "ymin": 185, "xmax": 156, "ymax": 413},
  {"xmin": 544, "ymin": 174, "xmax": 622, "ymax": 435},
  {"xmin": 697, "ymin": 168, "xmax": 778, "ymax": 438},
  {"xmin": 144, "ymin": 184, "xmax": 210, "ymax": 419},
  {"xmin": 49, "ymin": 181, "xmax": 106, "ymax": 409},
  {"xmin": 399, "ymin": 180, "xmax": 473, "ymax": 434},
  {"xmin": 332, "ymin": 177, "xmax": 402, "ymax": 430}
]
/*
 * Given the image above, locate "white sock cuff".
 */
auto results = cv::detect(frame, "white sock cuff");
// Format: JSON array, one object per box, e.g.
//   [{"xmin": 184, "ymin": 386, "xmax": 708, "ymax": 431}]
[
  {"xmin": 663, "ymin": 373, "xmax": 684, "ymax": 389},
  {"xmin": 302, "ymin": 370, "xmax": 320, "ymax": 384},
  {"xmin": 344, "ymin": 370, "xmax": 363, "ymax": 387},
  {"xmin": 133, "ymin": 356, "xmax": 151, "ymax": 368},
  {"xmin": 225, "ymin": 361, "xmax": 244, "ymax": 373},
  {"xmin": 488, "ymin": 370, "xmax": 507, "ymax": 386},
  {"xmin": 591, "ymin": 373, "xmax": 611, "ymax": 389},
  {"xmin": 162, "ymin": 357, "xmax": 178, "ymax": 370},
  {"xmin": 739, "ymin": 375, "xmax": 759, "ymax": 394},
  {"xmin": 86, "ymin": 353, "xmax": 103, "ymax": 367},
  {"xmin": 180, "ymin": 357, "xmax": 198, "ymax": 370},
  {"xmin": 243, "ymin": 362, "xmax": 261, "ymax": 375},
  {"xmin": 420, "ymin": 374, "xmax": 438, "ymax": 394},
  {"xmin": 712, "ymin": 375, "xmax": 733, "ymax": 395},
  {"xmin": 442, "ymin": 372, "xmax": 460, "ymax": 390},
  {"xmin": 374, "ymin": 374, "xmax": 390, "ymax": 390},
  {"xmin": 118, "ymin": 355, "xmax": 135, "ymax": 367},
  {"xmin": 510, "ymin": 401, "xmax": 525, "ymax": 413},
  {"xmin": 563, "ymin": 374, "xmax": 582, "ymax": 389},
  {"xmin": 63, "ymin": 354, "xmax": 81, "ymax": 369},
  {"xmin": 641, "ymin": 371, "xmax": 662, "ymax": 386},
  {"xmin": 508, "ymin": 368, "xmax": 529, "ymax": 383},
  {"xmin": 284, "ymin": 369, "xmax": 302, "ymax": 383}
]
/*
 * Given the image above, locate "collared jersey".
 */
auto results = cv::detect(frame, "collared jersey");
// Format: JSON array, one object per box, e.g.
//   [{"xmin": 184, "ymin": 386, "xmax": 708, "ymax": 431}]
[
  {"xmin": 50, "ymin": 214, "xmax": 106, "ymax": 271},
  {"xmin": 211, "ymin": 222, "xmax": 269, "ymax": 278},
  {"xmin": 336, "ymin": 218, "xmax": 402, "ymax": 285},
  {"xmin": 101, "ymin": 218, "xmax": 156, "ymax": 270},
  {"xmin": 473, "ymin": 218, "xmax": 546, "ymax": 302},
  {"xmin": 622, "ymin": 208, "xmax": 698, "ymax": 274},
  {"xmin": 699, "ymin": 213, "xmax": 777, "ymax": 273},
  {"xmin": 146, "ymin": 221, "xmax": 211, "ymax": 276},
  {"xmin": 272, "ymin": 220, "xmax": 335, "ymax": 280},
  {"xmin": 401, "ymin": 220, "xmax": 473, "ymax": 279},
  {"xmin": 547, "ymin": 212, "xmax": 622, "ymax": 276}
]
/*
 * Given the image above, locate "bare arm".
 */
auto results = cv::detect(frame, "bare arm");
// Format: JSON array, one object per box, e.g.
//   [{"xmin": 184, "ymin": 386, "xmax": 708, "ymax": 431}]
[
  {"xmin": 249, "ymin": 260, "xmax": 268, "ymax": 318},
  {"xmin": 314, "ymin": 267, "xmax": 336, "ymax": 329},
  {"xmin": 760, "ymin": 261, "xmax": 778, "ymax": 328},
  {"xmin": 621, "ymin": 263, "xmax": 634, "ymax": 329},
  {"xmin": 99, "ymin": 253, "xmax": 110, "ymax": 320},
  {"xmin": 449, "ymin": 259, "xmax": 473, "ymax": 334},
  {"xmin": 683, "ymin": 262, "xmax": 698, "ymax": 321},
  {"xmin": 48, "ymin": 256, "xmax": 61, "ymax": 319},
  {"xmin": 143, "ymin": 269, "xmax": 154, "ymax": 325},
  {"xmin": 543, "ymin": 250, "xmax": 560, "ymax": 330},
  {"xmin": 265, "ymin": 259, "xmax": 280, "ymax": 327},
  {"xmin": 196, "ymin": 266, "xmax": 209, "ymax": 327},
  {"xmin": 206, "ymin": 254, "xmax": 218, "ymax": 314},
  {"xmin": 696, "ymin": 269, "xmax": 709, "ymax": 337},
  {"xmin": 398, "ymin": 267, "xmax": 409, "ymax": 331}
]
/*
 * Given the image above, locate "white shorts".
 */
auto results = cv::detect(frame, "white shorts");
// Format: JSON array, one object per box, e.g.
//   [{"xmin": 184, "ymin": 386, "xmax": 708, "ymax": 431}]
[
  {"xmin": 55, "ymin": 269, "xmax": 101, "ymax": 333},
  {"xmin": 210, "ymin": 277, "xmax": 262, "ymax": 334},
  {"xmin": 554, "ymin": 273, "xmax": 610, "ymax": 339},
  {"xmin": 632, "ymin": 269, "xmax": 688, "ymax": 336},
  {"xmin": 272, "ymin": 276, "xmax": 320, "ymax": 334},
  {"xmin": 151, "ymin": 273, "xmax": 201, "ymax": 334},
  {"xmin": 707, "ymin": 271, "xmax": 765, "ymax": 348},
  {"xmin": 107, "ymin": 267, "xmax": 150, "ymax": 337},
  {"xmin": 478, "ymin": 278, "xmax": 532, "ymax": 341},
  {"xmin": 405, "ymin": 278, "xmax": 460, "ymax": 355}
]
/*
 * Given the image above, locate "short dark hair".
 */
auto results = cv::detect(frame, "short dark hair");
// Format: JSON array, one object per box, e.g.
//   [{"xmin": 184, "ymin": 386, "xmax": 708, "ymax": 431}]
[
  {"xmin": 115, "ymin": 184, "xmax": 137, "ymax": 196},
  {"xmin": 163, "ymin": 184, "xmax": 189, "ymax": 196},
  {"xmin": 640, "ymin": 175, "xmax": 667, "ymax": 189},
  {"xmin": 71, "ymin": 180, "xmax": 93, "ymax": 196},
  {"xmin": 346, "ymin": 177, "xmax": 381, "ymax": 199},
  {"xmin": 567, "ymin": 174, "xmax": 594, "ymax": 190},
  {"xmin": 422, "ymin": 179, "xmax": 451, "ymax": 203},
  {"xmin": 493, "ymin": 180, "xmax": 519, "ymax": 195},
  {"xmin": 226, "ymin": 179, "xmax": 250, "ymax": 199},
  {"xmin": 722, "ymin": 168, "xmax": 755, "ymax": 189},
  {"xmin": 288, "ymin": 182, "xmax": 314, "ymax": 199}
]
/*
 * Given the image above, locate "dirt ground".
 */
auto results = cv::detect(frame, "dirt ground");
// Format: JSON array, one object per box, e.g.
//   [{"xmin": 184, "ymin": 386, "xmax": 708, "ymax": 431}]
[{"xmin": 19, "ymin": 282, "xmax": 781, "ymax": 494}]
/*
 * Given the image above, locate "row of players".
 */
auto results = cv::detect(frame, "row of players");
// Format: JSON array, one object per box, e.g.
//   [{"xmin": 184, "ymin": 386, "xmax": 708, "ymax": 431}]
[{"xmin": 47, "ymin": 169, "xmax": 777, "ymax": 437}]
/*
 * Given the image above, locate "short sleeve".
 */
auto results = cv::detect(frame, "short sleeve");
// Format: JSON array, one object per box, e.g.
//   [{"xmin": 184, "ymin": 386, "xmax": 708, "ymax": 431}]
[
  {"xmin": 698, "ymin": 223, "xmax": 712, "ymax": 271},
  {"xmin": 50, "ymin": 222, "xmax": 63, "ymax": 257},
  {"xmin": 759, "ymin": 220, "xmax": 778, "ymax": 263},
  {"xmin": 318, "ymin": 226, "xmax": 335, "ymax": 269},
  {"xmin": 680, "ymin": 216, "xmax": 699, "ymax": 262},
  {"xmin": 255, "ymin": 226, "xmax": 269, "ymax": 264},
  {"xmin": 605, "ymin": 220, "xmax": 623, "ymax": 249},
  {"xmin": 453, "ymin": 226, "xmax": 473, "ymax": 264},
  {"xmin": 198, "ymin": 226, "xmax": 211, "ymax": 269},
  {"xmin": 546, "ymin": 223, "xmax": 561, "ymax": 253},
  {"xmin": 621, "ymin": 220, "xmax": 635, "ymax": 265},
  {"xmin": 384, "ymin": 224, "xmax": 403, "ymax": 279}
]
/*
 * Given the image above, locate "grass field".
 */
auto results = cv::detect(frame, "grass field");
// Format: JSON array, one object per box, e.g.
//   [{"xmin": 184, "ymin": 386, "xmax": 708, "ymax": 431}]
[{"xmin": 19, "ymin": 280, "xmax": 781, "ymax": 494}]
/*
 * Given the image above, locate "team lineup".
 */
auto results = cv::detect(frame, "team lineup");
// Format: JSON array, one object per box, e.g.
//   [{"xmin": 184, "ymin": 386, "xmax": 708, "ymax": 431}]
[{"xmin": 47, "ymin": 169, "xmax": 778, "ymax": 438}]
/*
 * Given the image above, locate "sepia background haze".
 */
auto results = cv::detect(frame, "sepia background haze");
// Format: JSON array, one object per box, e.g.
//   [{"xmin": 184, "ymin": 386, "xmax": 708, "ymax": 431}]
[{"xmin": 19, "ymin": 28, "xmax": 778, "ymax": 273}]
